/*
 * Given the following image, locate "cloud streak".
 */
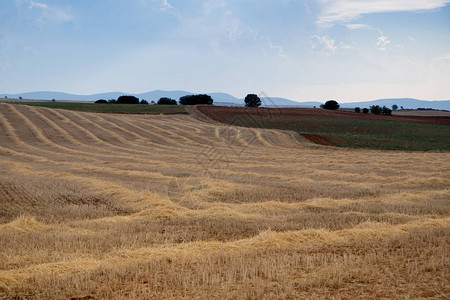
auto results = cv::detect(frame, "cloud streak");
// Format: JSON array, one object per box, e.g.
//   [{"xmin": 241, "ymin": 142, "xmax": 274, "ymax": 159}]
[
  {"xmin": 317, "ymin": 0, "xmax": 450, "ymax": 25},
  {"xmin": 18, "ymin": 0, "xmax": 72, "ymax": 25}
]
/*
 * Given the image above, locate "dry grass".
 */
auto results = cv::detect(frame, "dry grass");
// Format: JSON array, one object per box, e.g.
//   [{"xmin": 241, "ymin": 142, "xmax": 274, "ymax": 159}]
[{"xmin": 0, "ymin": 103, "xmax": 449, "ymax": 299}]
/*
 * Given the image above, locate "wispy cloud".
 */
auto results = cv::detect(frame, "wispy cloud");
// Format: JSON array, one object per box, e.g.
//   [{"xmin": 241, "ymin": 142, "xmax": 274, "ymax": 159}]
[
  {"xmin": 376, "ymin": 32, "xmax": 391, "ymax": 51},
  {"xmin": 179, "ymin": 3, "xmax": 287, "ymax": 59},
  {"xmin": 29, "ymin": 1, "xmax": 47, "ymax": 9},
  {"xmin": 310, "ymin": 35, "xmax": 351, "ymax": 55},
  {"xmin": 317, "ymin": 0, "xmax": 450, "ymax": 25},
  {"xmin": 310, "ymin": 35, "xmax": 337, "ymax": 55},
  {"xmin": 344, "ymin": 22, "xmax": 393, "ymax": 51},
  {"xmin": 139, "ymin": 0, "xmax": 177, "ymax": 13},
  {"xmin": 160, "ymin": 0, "xmax": 175, "ymax": 12},
  {"xmin": 17, "ymin": 0, "xmax": 72, "ymax": 25}
]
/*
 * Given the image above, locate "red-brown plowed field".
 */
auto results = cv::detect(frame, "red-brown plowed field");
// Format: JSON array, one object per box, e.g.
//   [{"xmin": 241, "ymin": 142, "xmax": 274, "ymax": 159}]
[{"xmin": 197, "ymin": 106, "xmax": 450, "ymax": 126}]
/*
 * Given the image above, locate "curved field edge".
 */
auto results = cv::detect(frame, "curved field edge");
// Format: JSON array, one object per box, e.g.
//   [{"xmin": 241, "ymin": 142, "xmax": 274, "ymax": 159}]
[{"xmin": 196, "ymin": 106, "xmax": 450, "ymax": 151}]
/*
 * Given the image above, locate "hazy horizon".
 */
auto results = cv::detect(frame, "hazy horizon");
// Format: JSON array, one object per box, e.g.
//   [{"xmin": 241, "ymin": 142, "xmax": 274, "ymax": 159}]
[
  {"xmin": 1, "ymin": 0, "xmax": 449, "ymax": 102},
  {"xmin": 3, "ymin": 89, "xmax": 450, "ymax": 104}
]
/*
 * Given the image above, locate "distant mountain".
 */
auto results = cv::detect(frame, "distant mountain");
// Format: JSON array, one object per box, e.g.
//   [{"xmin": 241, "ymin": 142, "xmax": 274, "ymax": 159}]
[
  {"xmin": 2, "ymin": 91, "xmax": 125, "ymax": 101},
  {"xmin": 260, "ymin": 97, "xmax": 322, "ymax": 107},
  {"xmin": 341, "ymin": 98, "xmax": 450, "ymax": 111},
  {"xmin": 214, "ymin": 96, "xmax": 319, "ymax": 107},
  {"xmin": 2, "ymin": 91, "xmax": 449, "ymax": 110},
  {"xmin": 136, "ymin": 90, "xmax": 193, "ymax": 102},
  {"xmin": 1, "ymin": 90, "xmax": 241, "ymax": 103}
]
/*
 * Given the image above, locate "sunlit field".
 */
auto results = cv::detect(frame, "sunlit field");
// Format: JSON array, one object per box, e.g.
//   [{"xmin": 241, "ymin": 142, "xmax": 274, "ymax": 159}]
[
  {"xmin": 0, "ymin": 103, "xmax": 449, "ymax": 299},
  {"xmin": 9, "ymin": 101, "xmax": 187, "ymax": 114}
]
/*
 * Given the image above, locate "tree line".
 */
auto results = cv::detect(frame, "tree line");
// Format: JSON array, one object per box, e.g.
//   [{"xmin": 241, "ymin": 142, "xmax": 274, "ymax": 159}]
[
  {"xmin": 321, "ymin": 100, "xmax": 396, "ymax": 116},
  {"xmin": 95, "ymin": 95, "xmax": 398, "ymax": 116},
  {"xmin": 95, "ymin": 94, "xmax": 214, "ymax": 105},
  {"xmin": 95, "ymin": 94, "xmax": 261, "ymax": 106}
]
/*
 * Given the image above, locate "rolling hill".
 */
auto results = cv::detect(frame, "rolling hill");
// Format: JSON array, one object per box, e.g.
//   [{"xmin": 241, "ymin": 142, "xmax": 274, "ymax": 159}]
[{"xmin": 0, "ymin": 103, "xmax": 448, "ymax": 299}]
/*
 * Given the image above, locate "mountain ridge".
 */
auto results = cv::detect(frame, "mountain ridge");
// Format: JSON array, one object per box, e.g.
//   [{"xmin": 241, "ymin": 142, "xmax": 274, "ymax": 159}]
[{"xmin": 2, "ymin": 91, "xmax": 449, "ymax": 110}]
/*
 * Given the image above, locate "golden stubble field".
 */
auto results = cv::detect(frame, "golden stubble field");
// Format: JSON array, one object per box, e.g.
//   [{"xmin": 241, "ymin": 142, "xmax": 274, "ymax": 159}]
[{"xmin": 0, "ymin": 103, "xmax": 449, "ymax": 299}]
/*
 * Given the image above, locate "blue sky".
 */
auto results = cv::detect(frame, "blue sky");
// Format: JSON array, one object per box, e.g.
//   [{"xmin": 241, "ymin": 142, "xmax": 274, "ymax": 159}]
[{"xmin": 1, "ymin": 0, "xmax": 449, "ymax": 102}]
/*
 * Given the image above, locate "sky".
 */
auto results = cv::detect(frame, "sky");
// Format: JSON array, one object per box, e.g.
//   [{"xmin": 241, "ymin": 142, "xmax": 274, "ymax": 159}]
[{"xmin": 0, "ymin": 0, "xmax": 449, "ymax": 102}]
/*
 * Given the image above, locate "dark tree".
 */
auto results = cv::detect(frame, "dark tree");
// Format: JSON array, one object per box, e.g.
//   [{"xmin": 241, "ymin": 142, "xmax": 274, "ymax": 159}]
[
  {"xmin": 140, "ymin": 99, "xmax": 149, "ymax": 104},
  {"xmin": 382, "ymin": 106, "xmax": 392, "ymax": 115},
  {"xmin": 322, "ymin": 100, "xmax": 340, "ymax": 110},
  {"xmin": 179, "ymin": 94, "xmax": 213, "ymax": 105},
  {"xmin": 95, "ymin": 99, "xmax": 108, "ymax": 103},
  {"xmin": 362, "ymin": 108, "xmax": 369, "ymax": 114},
  {"xmin": 244, "ymin": 94, "xmax": 261, "ymax": 108},
  {"xmin": 392, "ymin": 104, "xmax": 398, "ymax": 111},
  {"xmin": 157, "ymin": 97, "xmax": 177, "ymax": 105},
  {"xmin": 354, "ymin": 107, "xmax": 361, "ymax": 113},
  {"xmin": 117, "ymin": 95, "xmax": 139, "ymax": 104},
  {"xmin": 370, "ymin": 105, "xmax": 382, "ymax": 115},
  {"xmin": 19, "ymin": 96, "xmax": 22, "ymax": 100}
]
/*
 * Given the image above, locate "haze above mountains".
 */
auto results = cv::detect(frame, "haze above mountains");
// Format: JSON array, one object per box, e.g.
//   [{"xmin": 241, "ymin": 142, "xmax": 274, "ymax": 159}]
[{"xmin": 3, "ymin": 91, "xmax": 449, "ymax": 110}]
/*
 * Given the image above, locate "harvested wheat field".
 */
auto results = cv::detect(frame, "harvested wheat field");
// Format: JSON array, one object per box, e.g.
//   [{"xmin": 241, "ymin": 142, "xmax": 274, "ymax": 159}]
[{"xmin": 0, "ymin": 103, "xmax": 449, "ymax": 299}]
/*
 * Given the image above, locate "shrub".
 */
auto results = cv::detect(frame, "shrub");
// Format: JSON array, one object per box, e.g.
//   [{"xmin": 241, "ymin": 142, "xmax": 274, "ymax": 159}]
[
  {"xmin": 108, "ymin": 99, "xmax": 117, "ymax": 103},
  {"xmin": 117, "ymin": 95, "xmax": 139, "ymax": 104},
  {"xmin": 157, "ymin": 97, "xmax": 177, "ymax": 105},
  {"xmin": 370, "ymin": 105, "xmax": 382, "ymax": 115},
  {"xmin": 95, "ymin": 99, "xmax": 108, "ymax": 104},
  {"xmin": 322, "ymin": 100, "xmax": 340, "ymax": 110},
  {"xmin": 354, "ymin": 107, "xmax": 361, "ymax": 113},
  {"xmin": 362, "ymin": 108, "xmax": 369, "ymax": 114},
  {"xmin": 382, "ymin": 106, "xmax": 392, "ymax": 115},
  {"xmin": 244, "ymin": 94, "xmax": 261, "ymax": 108},
  {"xmin": 140, "ymin": 100, "xmax": 149, "ymax": 104},
  {"xmin": 179, "ymin": 94, "xmax": 213, "ymax": 105}
]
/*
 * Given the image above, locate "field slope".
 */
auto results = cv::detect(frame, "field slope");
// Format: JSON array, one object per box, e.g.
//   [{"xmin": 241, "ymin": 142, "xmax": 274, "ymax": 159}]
[
  {"xmin": 0, "ymin": 103, "xmax": 449, "ymax": 299},
  {"xmin": 197, "ymin": 106, "xmax": 450, "ymax": 151}
]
